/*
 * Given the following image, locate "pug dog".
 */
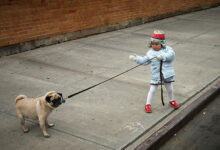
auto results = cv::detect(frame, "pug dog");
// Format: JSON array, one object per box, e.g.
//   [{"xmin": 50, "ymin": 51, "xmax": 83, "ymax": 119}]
[{"xmin": 15, "ymin": 91, "xmax": 64, "ymax": 137}]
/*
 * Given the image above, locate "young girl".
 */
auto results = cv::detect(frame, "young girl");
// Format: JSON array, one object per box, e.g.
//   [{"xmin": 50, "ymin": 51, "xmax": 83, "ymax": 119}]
[{"xmin": 129, "ymin": 30, "xmax": 179, "ymax": 113}]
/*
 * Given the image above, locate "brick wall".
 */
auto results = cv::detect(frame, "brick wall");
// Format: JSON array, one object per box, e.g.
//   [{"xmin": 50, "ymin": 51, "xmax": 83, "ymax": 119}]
[{"xmin": 0, "ymin": 0, "xmax": 220, "ymax": 54}]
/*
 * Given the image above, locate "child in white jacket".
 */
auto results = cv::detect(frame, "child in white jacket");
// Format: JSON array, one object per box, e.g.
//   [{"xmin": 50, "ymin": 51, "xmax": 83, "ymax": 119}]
[{"xmin": 129, "ymin": 30, "xmax": 179, "ymax": 113}]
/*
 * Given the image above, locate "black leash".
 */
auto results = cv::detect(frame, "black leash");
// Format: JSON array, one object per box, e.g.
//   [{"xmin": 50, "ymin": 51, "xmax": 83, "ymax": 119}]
[
  {"xmin": 65, "ymin": 57, "xmax": 156, "ymax": 100},
  {"xmin": 160, "ymin": 60, "xmax": 165, "ymax": 106},
  {"xmin": 66, "ymin": 64, "xmax": 141, "ymax": 99}
]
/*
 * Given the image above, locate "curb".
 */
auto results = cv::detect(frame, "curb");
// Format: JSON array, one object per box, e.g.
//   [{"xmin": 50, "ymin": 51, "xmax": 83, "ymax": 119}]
[{"xmin": 134, "ymin": 80, "xmax": 220, "ymax": 150}]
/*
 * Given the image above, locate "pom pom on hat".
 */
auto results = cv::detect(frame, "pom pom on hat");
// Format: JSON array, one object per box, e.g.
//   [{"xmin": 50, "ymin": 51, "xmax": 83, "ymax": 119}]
[{"xmin": 152, "ymin": 30, "xmax": 165, "ymax": 40}]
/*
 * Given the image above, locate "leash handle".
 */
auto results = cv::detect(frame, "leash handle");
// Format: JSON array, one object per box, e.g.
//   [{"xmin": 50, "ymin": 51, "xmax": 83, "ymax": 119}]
[{"xmin": 160, "ymin": 60, "xmax": 165, "ymax": 106}]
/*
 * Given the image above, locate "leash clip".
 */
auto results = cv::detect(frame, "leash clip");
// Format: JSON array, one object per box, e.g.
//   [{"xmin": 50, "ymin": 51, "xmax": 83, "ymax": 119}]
[{"xmin": 62, "ymin": 97, "xmax": 68, "ymax": 103}]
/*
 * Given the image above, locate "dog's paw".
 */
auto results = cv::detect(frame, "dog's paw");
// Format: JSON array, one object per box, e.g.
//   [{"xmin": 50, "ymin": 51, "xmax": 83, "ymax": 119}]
[
  {"xmin": 23, "ymin": 128, "xmax": 29, "ymax": 133},
  {"xmin": 44, "ymin": 133, "xmax": 50, "ymax": 138},
  {"xmin": 47, "ymin": 123, "xmax": 55, "ymax": 128}
]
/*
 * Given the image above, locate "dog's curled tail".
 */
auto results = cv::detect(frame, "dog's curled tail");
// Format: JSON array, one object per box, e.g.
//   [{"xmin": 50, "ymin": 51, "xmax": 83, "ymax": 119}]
[{"xmin": 15, "ymin": 95, "xmax": 27, "ymax": 104}]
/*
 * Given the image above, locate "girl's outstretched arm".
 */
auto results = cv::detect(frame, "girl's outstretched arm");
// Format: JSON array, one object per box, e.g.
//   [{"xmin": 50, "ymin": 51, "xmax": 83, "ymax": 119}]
[{"xmin": 136, "ymin": 54, "xmax": 151, "ymax": 66}]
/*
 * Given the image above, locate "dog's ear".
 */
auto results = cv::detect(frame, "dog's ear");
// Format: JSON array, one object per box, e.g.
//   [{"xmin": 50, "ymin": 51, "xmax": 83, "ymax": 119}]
[
  {"xmin": 58, "ymin": 92, "xmax": 63, "ymax": 98},
  {"xmin": 46, "ymin": 96, "xmax": 51, "ymax": 103}
]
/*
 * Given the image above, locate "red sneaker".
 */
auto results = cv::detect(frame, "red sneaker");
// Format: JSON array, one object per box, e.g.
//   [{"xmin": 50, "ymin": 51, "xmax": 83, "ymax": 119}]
[
  {"xmin": 145, "ymin": 104, "xmax": 152, "ymax": 113},
  {"xmin": 169, "ymin": 100, "xmax": 180, "ymax": 109}
]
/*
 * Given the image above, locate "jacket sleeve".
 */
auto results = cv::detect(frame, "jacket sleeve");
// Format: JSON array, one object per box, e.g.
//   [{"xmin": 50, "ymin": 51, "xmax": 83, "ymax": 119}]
[
  {"xmin": 161, "ymin": 46, "xmax": 175, "ymax": 62},
  {"xmin": 135, "ymin": 52, "xmax": 151, "ymax": 66}
]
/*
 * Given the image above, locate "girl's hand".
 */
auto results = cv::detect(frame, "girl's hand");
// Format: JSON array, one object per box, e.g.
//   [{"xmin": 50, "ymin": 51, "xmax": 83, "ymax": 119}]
[
  {"xmin": 157, "ymin": 55, "xmax": 163, "ymax": 61},
  {"xmin": 129, "ymin": 55, "xmax": 137, "ymax": 61}
]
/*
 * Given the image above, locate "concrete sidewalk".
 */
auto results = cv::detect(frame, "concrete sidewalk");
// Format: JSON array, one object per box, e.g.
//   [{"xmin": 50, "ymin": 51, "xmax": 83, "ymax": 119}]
[{"xmin": 0, "ymin": 7, "xmax": 220, "ymax": 150}]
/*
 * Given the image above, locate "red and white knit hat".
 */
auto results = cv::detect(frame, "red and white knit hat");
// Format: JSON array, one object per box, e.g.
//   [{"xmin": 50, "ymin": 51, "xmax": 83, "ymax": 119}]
[
  {"xmin": 151, "ymin": 30, "xmax": 166, "ymax": 47},
  {"xmin": 152, "ymin": 30, "xmax": 165, "ymax": 40}
]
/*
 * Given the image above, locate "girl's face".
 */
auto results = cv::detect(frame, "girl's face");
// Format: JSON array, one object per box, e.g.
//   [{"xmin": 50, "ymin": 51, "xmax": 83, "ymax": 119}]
[{"xmin": 151, "ymin": 42, "xmax": 162, "ymax": 51}]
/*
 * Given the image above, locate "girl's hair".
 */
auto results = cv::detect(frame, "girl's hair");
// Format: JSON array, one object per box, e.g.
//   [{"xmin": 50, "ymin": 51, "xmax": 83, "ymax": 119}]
[{"xmin": 148, "ymin": 42, "xmax": 164, "ymax": 48}]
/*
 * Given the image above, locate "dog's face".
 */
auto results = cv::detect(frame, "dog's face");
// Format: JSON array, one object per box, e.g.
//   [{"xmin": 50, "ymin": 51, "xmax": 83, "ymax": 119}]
[{"xmin": 45, "ymin": 92, "xmax": 63, "ymax": 108}]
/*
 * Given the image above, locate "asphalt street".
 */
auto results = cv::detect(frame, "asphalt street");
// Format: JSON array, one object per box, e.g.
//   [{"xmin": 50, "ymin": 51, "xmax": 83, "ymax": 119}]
[{"xmin": 160, "ymin": 94, "xmax": 220, "ymax": 150}]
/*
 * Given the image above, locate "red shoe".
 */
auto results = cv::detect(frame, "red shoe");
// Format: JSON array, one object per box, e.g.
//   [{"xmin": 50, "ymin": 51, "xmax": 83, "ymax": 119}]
[
  {"xmin": 170, "ymin": 100, "xmax": 180, "ymax": 109},
  {"xmin": 145, "ymin": 104, "xmax": 152, "ymax": 113}
]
